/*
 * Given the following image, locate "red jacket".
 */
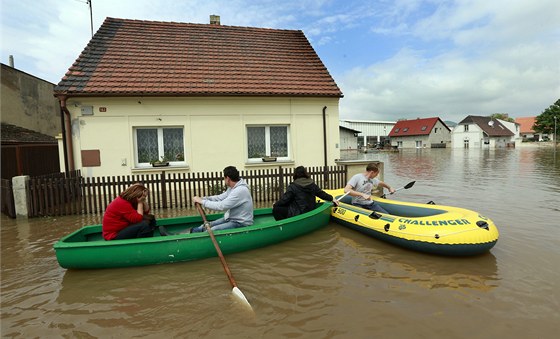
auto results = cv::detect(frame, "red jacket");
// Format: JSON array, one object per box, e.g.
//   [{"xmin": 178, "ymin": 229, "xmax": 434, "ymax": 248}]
[{"xmin": 102, "ymin": 196, "xmax": 145, "ymax": 240}]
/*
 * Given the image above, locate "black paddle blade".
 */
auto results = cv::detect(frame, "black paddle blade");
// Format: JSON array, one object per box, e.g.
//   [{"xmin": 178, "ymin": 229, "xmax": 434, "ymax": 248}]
[{"xmin": 404, "ymin": 181, "xmax": 416, "ymax": 189}]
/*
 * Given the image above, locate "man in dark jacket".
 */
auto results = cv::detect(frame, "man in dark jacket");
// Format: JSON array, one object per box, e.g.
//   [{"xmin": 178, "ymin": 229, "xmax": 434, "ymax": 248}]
[{"xmin": 272, "ymin": 166, "xmax": 338, "ymax": 221}]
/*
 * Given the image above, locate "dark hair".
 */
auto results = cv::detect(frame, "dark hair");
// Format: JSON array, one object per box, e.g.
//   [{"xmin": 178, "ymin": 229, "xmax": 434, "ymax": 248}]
[
  {"xmin": 223, "ymin": 166, "xmax": 240, "ymax": 181},
  {"xmin": 366, "ymin": 163, "xmax": 379, "ymax": 172},
  {"xmin": 293, "ymin": 166, "xmax": 310, "ymax": 180}
]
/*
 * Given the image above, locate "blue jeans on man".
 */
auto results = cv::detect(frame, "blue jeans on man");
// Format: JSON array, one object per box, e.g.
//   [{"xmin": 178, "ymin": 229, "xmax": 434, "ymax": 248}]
[
  {"xmin": 190, "ymin": 217, "xmax": 245, "ymax": 233},
  {"xmin": 355, "ymin": 201, "xmax": 389, "ymax": 214}
]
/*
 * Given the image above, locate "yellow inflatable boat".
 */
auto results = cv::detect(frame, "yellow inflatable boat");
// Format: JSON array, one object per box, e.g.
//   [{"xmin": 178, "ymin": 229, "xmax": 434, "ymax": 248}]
[{"xmin": 326, "ymin": 189, "xmax": 499, "ymax": 256}]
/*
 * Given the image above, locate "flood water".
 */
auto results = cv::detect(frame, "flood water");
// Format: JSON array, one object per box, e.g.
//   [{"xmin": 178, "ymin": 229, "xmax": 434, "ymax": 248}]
[{"xmin": 2, "ymin": 146, "xmax": 559, "ymax": 338}]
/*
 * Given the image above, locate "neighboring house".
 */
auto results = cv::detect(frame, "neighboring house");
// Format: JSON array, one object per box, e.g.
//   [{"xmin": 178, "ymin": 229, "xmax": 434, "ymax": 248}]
[
  {"xmin": 515, "ymin": 116, "xmax": 541, "ymax": 141},
  {"xmin": 53, "ymin": 16, "xmax": 343, "ymax": 176},
  {"xmin": 339, "ymin": 126, "xmax": 361, "ymax": 150},
  {"xmin": 1, "ymin": 63, "xmax": 61, "ymax": 137},
  {"xmin": 388, "ymin": 117, "xmax": 451, "ymax": 148},
  {"xmin": 1, "ymin": 63, "xmax": 61, "ymax": 178},
  {"xmin": 498, "ymin": 119, "xmax": 521, "ymax": 141},
  {"xmin": 451, "ymin": 115, "xmax": 515, "ymax": 148},
  {"xmin": 339, "ymin": 119, "xmax": 395, "ymax": 148}
]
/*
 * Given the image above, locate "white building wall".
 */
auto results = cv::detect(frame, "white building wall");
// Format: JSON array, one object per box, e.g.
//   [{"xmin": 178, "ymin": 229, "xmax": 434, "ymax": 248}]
[
  {"xmin": 340, "ymin": 120, "xmax": 395, "ymax": 146},
  {"xmin": 339, "ymin": 129, "xmax": 358, "ymax": 150},
  {"xmin": 426, "ymin": 120, "xmax": 452, "ymax": 146},
  {"xmin": 451, "ymin": 124, "xmax": 484, "ymax": 148},
  {"xmin": 64, "ymin": 96, "xmax": 341, "ymax": 176}
]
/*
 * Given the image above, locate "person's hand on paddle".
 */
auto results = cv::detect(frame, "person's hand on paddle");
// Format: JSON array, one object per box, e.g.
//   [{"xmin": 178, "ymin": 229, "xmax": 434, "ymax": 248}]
[{"xmin": 193, "ymin": 196, "xmax": 203, "ymax": 205}]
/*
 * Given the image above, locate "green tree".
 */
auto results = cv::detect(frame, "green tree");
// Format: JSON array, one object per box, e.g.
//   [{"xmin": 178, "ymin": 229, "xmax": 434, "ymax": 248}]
[
  {"xmin": 490, "ymin": 113, "xmax": 515, "ymax": 122},
  {"xmin": 534, "ymin": 99, "xmax": 560, "ymax": 136}
]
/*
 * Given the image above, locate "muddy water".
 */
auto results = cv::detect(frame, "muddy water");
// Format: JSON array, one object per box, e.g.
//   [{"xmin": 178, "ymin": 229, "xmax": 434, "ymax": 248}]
[{"xmin": 1, "ymin": 147, "xmax": 559, "ymax": 338}]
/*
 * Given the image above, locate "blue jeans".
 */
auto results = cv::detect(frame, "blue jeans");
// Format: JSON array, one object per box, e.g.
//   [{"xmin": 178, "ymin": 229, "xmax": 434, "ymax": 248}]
[
  {"xmin": 190, "ymin": 217, "xmax": 246, "ymax": 233},
  {"xmin": 354, "ymin": 202, "xmax": 389, "ymax": 214}
]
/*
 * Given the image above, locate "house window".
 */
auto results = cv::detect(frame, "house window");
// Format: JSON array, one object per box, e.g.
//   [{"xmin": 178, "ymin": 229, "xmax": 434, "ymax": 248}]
[
  {"xmin": 403, "ymin": 127, "xmax": 409, "ymax": 132},
  {"xmin": 421, "ymin": 126, "xmax": 427, "ymax": 131},
  {"xmin": 134, "ymin": 127, "xmax": 185, "ymax": 166},
  {"xmin": 394, "ymin": 128, "xmax": 400, "ymax": 133},
  {"xmin": 464, "ymin": 125, "xmax": 469, "ymax": 132},
  {"xmin": 247, "ymin": 125, "xmax": 289, "ymax": 161}
]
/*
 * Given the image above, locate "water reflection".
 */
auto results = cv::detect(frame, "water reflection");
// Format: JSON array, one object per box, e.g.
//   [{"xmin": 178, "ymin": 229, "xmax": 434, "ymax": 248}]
[{"xmin": 333, "ymin": 226, "xmax": 498, "ymax": 292}]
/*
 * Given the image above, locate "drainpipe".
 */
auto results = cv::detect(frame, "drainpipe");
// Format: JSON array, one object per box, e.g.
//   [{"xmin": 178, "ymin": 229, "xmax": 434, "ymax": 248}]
[
  {"xmin": 58, "ymin": 96, "xmax": 75, "ymax": 171},
  {"xmin": 322, "ymin": 106, "xmax": 328, "ymax": 186}
]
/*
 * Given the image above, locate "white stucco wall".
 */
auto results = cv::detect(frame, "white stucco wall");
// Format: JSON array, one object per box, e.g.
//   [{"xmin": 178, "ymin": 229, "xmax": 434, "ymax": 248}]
[
  {"xmin": 451, "ymin": 124, "xmax": 483, "ymax": 148},
  {"xmin": 63, "ymin": 96, "xmax": 340, "ymax": 176}
]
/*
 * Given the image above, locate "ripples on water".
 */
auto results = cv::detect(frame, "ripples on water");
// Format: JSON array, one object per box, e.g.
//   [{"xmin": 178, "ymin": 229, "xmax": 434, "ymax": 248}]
[{"xmin": 2, "ymin": 147, "xmax": 559, "ymax": 338}]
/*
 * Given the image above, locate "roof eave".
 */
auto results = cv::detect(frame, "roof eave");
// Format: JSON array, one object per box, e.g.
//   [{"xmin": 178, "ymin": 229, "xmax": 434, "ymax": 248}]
[{"xmin": 53, "ymin": 91, "xmax": 344, "ymax": 98}]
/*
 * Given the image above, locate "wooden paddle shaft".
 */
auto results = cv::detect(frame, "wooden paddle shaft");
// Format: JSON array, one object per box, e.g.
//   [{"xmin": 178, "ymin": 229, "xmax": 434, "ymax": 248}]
[{"xmin": 195, "ymin": 203, "xmax": 238, "ymax": 289}]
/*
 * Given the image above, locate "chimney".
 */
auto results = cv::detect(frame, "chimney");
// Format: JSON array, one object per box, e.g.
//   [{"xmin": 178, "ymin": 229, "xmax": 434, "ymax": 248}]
[
  {"xmin": 9, "ymin": 55, "xmax": 14, "ymax": 67},
  {"xmin": 210, "ymin": 15, "xmax": 220, "ymax": 25}
]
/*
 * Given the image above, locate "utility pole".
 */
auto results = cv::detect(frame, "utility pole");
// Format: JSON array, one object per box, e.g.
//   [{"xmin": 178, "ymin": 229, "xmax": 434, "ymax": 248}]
[
  {"xmin": 87, "ymin": 0, "xmax": 93, "ymax": 37},
  {"xmin": 554, "ymin": 115, "xmax": 557, "ymax": 149}
]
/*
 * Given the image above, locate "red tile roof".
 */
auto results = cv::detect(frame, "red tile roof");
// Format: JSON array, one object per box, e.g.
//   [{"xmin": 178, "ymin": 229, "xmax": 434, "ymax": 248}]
[
  {"xmin": 388, "ymin": 117, "xmax": 448, "ymax": 137},
  {"xmin": 54, "ymin": 17, "xmax": 343, "ymax": 98},
  {"xmin": 515, "ymin": 117, "xmax": 536, "ymax": 133}
]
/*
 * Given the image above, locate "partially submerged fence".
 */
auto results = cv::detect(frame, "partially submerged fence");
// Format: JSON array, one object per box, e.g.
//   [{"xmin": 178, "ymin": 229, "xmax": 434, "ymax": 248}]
[
  {"xmin": 1, "ymin": 179, "xmax": 16, "ymax": 218},
  {"xmin": 25, "ymin": 166, "xmax": 347, "ymax": 217}
]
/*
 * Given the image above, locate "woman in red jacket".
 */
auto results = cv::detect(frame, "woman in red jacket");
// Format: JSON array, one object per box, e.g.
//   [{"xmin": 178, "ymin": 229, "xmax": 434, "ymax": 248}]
[{"xmin": 102, "ymin": 183, "xmax": 156, "ymax": 240}]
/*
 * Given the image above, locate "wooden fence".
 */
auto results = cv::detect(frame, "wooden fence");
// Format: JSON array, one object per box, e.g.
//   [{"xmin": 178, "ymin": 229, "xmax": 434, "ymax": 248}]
[
  {"xmin": 1, "ymin": 179, "xmax": 16, "ymax": 218},
  {"xmin": 25, "ymin": 166, "xmax": 347, "ymax": 217}
]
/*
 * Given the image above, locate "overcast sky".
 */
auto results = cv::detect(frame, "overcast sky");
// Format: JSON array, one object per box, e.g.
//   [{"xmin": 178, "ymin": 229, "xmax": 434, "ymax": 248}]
[{"xmin": 1, "ymin": 0, "xmax": 559, "ymax": 123}]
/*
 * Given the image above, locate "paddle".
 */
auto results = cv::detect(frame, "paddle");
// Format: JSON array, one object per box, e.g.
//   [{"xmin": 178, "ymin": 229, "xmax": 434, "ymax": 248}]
[
  {"xmin": 381, "ymin": 181, "xmax": 416, "ymax": 198},
  {"xmin": 334, "ymin": 191, "xmax": 350, "ymax": 204},
  {"xmin": 195, "ymin": 203, "xmax": 252, "ymax": 310}
]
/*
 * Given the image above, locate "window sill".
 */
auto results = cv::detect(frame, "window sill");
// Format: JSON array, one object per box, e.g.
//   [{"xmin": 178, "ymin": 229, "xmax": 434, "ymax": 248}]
[
  {"xmin": 244, "ymin": 160, "xmax": 294, "ymax": 168},
  {"xmin": 131, "ymin": 165, "xmax": 190, "ymax": 172}
]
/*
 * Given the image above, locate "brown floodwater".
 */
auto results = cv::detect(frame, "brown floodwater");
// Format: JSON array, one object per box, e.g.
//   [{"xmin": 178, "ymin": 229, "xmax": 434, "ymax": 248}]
[{"xmin": 1, "ymin": 147, "xmax": 559, "ymax": 338}]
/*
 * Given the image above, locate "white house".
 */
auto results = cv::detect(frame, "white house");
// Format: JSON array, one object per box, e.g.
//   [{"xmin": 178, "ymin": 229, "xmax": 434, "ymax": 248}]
[
  {"xmin": 388, "ymin": 117, "xmax": 451, "ymax": 148},
  {"xmin": 451, "ymin": 115, "xmax": 515, "ymax": 148},
  {"xmin": 54, "ymin": 17, "xmax": 343, "ymax": 177}
]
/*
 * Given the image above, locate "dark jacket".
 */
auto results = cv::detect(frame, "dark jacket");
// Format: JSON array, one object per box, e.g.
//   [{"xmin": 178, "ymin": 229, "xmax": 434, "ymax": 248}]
[{"xmin": 274, "ymin": 178, "xmax": 333, "ymax": 218}]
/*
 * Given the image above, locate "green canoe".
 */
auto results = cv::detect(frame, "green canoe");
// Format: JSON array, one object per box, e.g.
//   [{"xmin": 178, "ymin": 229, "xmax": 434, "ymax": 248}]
[{"xmin": 54, "ymin": 203, "xmax": 332, "ymax": 269}]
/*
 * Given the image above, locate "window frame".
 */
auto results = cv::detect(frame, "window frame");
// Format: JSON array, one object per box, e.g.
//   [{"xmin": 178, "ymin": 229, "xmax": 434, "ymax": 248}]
[
  {"xmin": 133, "ymin": 126, "xmax": 186, "ymax": 168},
  {"xmin": 246, "ymin": 124, "xmax": 290, "ymax": 163}
]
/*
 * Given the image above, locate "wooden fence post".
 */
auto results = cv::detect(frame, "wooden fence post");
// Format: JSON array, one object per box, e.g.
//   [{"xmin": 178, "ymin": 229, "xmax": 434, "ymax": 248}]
[{"xmin": 160, "ymin": 171, "xmax": 167, "ymax": 209}]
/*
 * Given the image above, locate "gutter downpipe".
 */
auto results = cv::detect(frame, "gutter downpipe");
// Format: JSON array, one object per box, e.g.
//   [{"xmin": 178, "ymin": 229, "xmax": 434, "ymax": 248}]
[
  {"xmin": 59, "ymin": 95, "xmax": 75, "ymax": 171},
  {"xmin": 322, "ymin": 106, "xmax": 328, "ymax": 187}
]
